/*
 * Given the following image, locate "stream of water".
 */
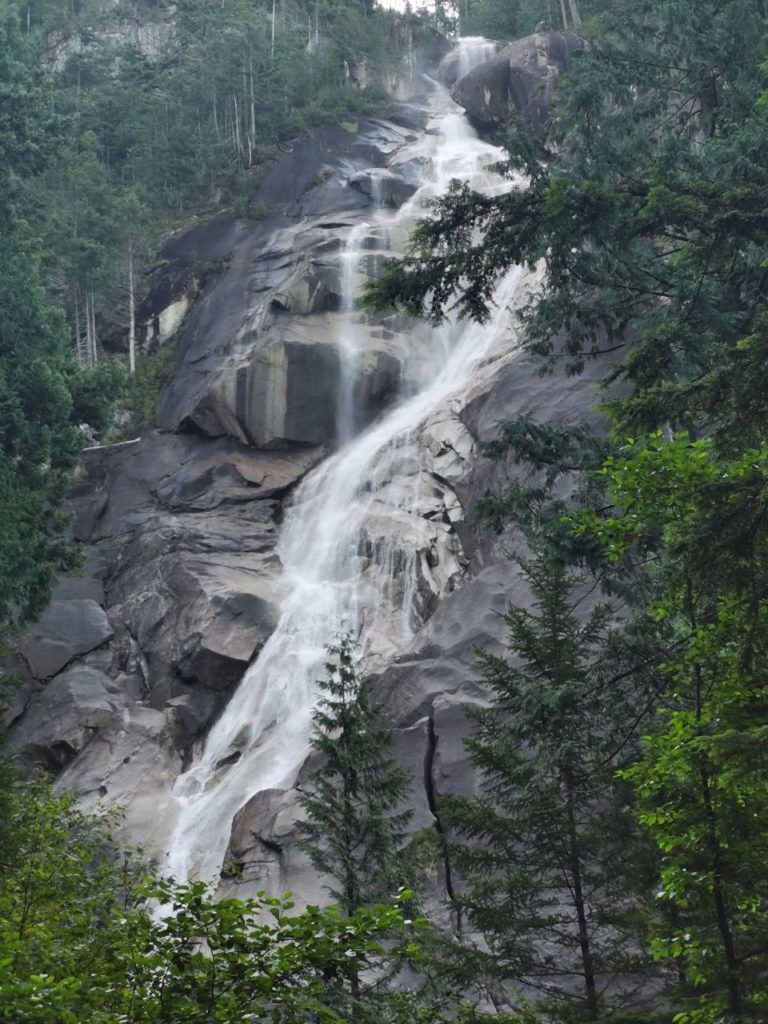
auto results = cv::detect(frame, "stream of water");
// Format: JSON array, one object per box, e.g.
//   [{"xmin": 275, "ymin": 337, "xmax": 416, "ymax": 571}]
[{"xmin": 164, "ymin": 40, "xmax": 528, "ymax": 882}]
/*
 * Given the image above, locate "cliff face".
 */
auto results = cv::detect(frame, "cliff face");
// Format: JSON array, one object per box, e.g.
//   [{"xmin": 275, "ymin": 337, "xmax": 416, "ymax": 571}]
[{"xmin": 8, "ymin": 35, "xmax": 603, "ymax": 907}]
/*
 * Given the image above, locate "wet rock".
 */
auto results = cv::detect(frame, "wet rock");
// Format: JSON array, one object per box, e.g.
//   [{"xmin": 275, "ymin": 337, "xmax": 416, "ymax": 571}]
[
  {"xmin": 224, "ymin": 786, "xmax": 321, "ymax": 902},
  {"xmin": 387, "ymin": 101, "xmax": 431, "ymax": 132},
  {"xmin": 349, "ymin": 169, "xmax": 419, "ymax": 208},
  {"xmin": 389, "ymin": 718, "xmax": 435, "ymax": 833},
  {"xmin": 454, "ymin": 32, "xmax": 585, "ymax": 136},
  {"xmin": 155, "ymin": 116, "xmax": 420, "ymax": 449}
]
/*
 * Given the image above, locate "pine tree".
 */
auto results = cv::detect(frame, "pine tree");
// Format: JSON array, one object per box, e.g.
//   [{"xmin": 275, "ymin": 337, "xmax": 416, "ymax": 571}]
[
  {"xmin": 574, "ymin": 434, "xmax": 768, "ymax": 1022},
  {"xmin": 366, "ymin": 0, "xmax": 768, "ymax": 452},
  {"xmin": 444, "ymin": 552, "xmax": 662, "ymax": 1022},
  {"xmin": 297, "ymin": 635, "xmax": 415, "ymax": 917}
]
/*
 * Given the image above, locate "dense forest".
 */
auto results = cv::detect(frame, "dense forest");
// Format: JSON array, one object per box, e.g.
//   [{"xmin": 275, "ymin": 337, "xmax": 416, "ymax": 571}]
[
  {"xmin": 2, "ymin": 0, "xmax": 768, "ymax": 1021},
  {"xmin": 0, "ymin": 0, "xmax": 435, "ymax": 627}
]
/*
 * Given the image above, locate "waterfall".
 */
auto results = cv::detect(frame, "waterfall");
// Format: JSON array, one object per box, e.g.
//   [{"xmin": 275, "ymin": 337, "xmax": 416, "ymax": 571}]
[
  {"xmin": 337, "ymin": 221, "xmax": 372, "ymax": 444},
  {"xmin": 453, "ymin": 35, "xmax": 497, "ymax": 80},
  {"xmin": 163, "ymin": 40, "xmax": 530, "ymax": 883}
]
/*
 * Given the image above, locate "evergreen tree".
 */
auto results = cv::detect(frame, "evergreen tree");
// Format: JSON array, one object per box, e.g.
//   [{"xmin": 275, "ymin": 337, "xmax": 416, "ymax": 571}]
[
  {"xmin": 444, "ymin": 551, "xmax": 662, "ymax": 1022},
  {"xmin": 573, "ymin": 435, "xmax": 768, "ymax": 1022},
  {"xmin": 366, "ymin": 0, "xmax": 768, "ymax": 452},
  {"xmin": 362, "ymin": 1, "xmax": 768, "ymax": 1019},
  {"xmin": 297, "ymin": 635, "xmax": 415, "ymax": 917},
  {"xmin": 0, "ymin": 1, "xmax": 123, "ymax": 631}
]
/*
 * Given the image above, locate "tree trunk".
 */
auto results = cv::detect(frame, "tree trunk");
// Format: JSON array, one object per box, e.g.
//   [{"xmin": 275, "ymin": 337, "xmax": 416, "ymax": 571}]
[
  {"xmin": 685, "ymin": 576, "xmax": 743, "ymax": 1019},
  {"xmin": 89, "ymin": 287, "xmax": 98, "ymax": 366},
  {"xmin": 559, "ymin": 0, "xmax": 570, "ymax": 29},
  {"xmin": 271, "ymin": 0, "xmax": 276, "ymax": 61},
  {"xmin": 249, "ymin": 52, "xmax": 256, "ymax": 168},
  {"xmin": 232, "ymin": 92, "xmax": 242, "ymax": 162},
  {"xmin": 700, "ymin": 765, "xmax": 743, "ymax": 1019},
  {"xmin": 212, "ymin": 80, "xmax": 221, "ymax": 140},
  {"xmin": 567, "ymin": 0, "xmax": 581, "ymax": 26},
  {"xmin": 74, "ymin": 287, "xmax": 82, "ymax": 367},
  {"xmin": 84, "ymin": 289, "xmax": 93, "ymax": 368},
  {"xmin": 565, "ymin": 770, "xmax": 599, "ymax": 1020},
  {"xmin": 128, "ymin": 245, "xmax": 136, "ymax": 376}
]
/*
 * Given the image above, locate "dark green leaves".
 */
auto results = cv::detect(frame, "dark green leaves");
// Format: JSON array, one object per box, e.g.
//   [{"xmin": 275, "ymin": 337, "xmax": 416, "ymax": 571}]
[{"xmin": 297, "ymin": 635, "xmax": 415, "ymax": 915}]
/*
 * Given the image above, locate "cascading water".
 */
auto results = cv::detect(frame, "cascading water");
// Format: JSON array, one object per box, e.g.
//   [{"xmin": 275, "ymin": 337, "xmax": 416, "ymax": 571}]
[
  {"xmin": 164, "ymin": 40, "xmax": 531, "ymax": 883},
  {"xmin": 452, "ymin": 35, "xmax": 497, "ymax": 79},
  {"xmin": 337, "ymin": 221, "xmax": 373, "ymax": 443}
]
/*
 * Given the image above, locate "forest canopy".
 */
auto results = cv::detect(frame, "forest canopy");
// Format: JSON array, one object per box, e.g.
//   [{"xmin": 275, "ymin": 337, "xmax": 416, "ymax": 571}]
[{"xmin": 3, "ymin": 0, "xmax": 768, "ymax": 1022}]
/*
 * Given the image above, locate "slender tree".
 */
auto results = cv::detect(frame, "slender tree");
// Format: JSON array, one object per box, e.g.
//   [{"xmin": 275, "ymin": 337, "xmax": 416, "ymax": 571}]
[
  {"xmin": 444, "ymin": 551, "xmax": 661, "ymax": 1021},
  {"xmin": 297, "ymin": 635, "xmax": 415, "ymax": 916}
]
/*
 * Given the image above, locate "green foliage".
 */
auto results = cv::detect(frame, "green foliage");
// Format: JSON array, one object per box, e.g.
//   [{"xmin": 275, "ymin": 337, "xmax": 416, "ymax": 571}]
[
  {"xmin": 571, "ymin": 435, "xmax": 768, "ymax": 1021},
  {"xmin": 6, "ymin": 0, "xmax": 414, "ymax": 359},
  {"xmin": 0, "ymin": 760, "xmax": 431, "ymax": 1023},
  {"xmin": 442, "ymin": 0, "xmax": 604, "ymax": 39},
  {"xmin": 297, "ymin": 635, "xmax": 415, "ymax": 916},
  {"xmin": 0, "ymin": 769, "xmax": 139, "ymax": 1024},
  {"xmin": 125, "ymin": 341, "xmax": 177, "ymax": 431},
  {"xmin": 371, "ymin": 5, "xmax": 768, "ymax": 1018},
  {"xmin": 0, "ymin": 241, "xmax": 83, "ymax": 629},
  {"xmin": 0, "ymin": 3, "xmax": 128, "ymax": 633},
  {"xmin": 367, "ymin": 0, "xmax": 768, "ymax": 451},
  {"xmin": 68, "ymin": 359, "xmax": 127, "ymax": 433},
  {"xmin": 444, "ymin": 550, "xmax": 661, "ymax": 1021},
  {"xmin": 0, "ymin": 0, "xmax": 64, "ymax": 231},
  {"xmin": 122, "ymin": 881, "xmax": 420, "ymax": 1024}
]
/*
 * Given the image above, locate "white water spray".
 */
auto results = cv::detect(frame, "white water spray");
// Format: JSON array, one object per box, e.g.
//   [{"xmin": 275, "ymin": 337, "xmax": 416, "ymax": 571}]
[
  {"xmin": 452, "ymin": 35, "xmax": 497, "ymax": 79},
  {"xmin": 337, "ymin": 221, "xmax": 373, "ymax": 443},
  {"xmin": 164, "ymin": 42, "xmax": 529, "ymax": 882}
]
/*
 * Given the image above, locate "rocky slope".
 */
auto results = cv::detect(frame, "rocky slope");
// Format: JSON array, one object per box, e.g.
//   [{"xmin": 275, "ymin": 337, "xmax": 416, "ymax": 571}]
[{"xmin": 8, "ymin": 34, "xmax": 602, "ymax": 909}]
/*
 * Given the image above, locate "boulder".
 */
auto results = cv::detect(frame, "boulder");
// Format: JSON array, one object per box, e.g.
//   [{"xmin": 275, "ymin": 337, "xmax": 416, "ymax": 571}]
[
  {"xmin": 181, "ymin": 325, "xmax": 402, "ymax": 449},
  {"xmin": 55, "ymin": 704, "xmax": 183, "ymax": 861},
  {"xmin": 454, "ymin": 32, "xmax": 585, "ymax": 135},
  {"xmin": 10, "ymin": 665, "xmax": 129, "ymax": 770},
  {"xmin": 223, "ymin": 785, "xmax": 323, "ymax": 905},
  {"xmin": 387, "ymin": 102, "xmax": 430, "ymax": 132},
  {"xmin": 349, "ymin": 169, "xmax": 419, "ymax": 208},
  {"xmin": 19, "ymin": 599, "xmax": 113, "ymax": 679}
]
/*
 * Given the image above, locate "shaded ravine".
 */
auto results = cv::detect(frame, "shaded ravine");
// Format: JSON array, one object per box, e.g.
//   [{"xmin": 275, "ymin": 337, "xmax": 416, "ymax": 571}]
[{"xmin": 164, "ymin": 42, "xmax": 530, "ymax": 882}]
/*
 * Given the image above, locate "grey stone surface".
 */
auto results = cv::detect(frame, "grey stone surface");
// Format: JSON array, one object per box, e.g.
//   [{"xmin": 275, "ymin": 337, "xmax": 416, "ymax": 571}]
[
  {"xmin": 14, "ymin": 45, "xmax": 610, "ymax": 916},
  {"xmin": 154, "ymin": 114, "xmax": 419, "ymax": 448},
  {"xmin": 454, "ymin": 32, "xmax": 584, "ymax": 135},
  {"xmin": 11, "ymin": 665, "xmax": 129, "ymax": 770},
  {"xmin": 55, "ymin": 704, "xmax": 182, "ymax": 861},
  {"xmin": 19, "ymin": 599, "xmax": 113, "ymax": 679}
]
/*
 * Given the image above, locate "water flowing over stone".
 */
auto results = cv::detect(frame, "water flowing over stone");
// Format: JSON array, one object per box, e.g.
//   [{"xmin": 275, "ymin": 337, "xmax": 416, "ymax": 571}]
[
  {"xmin": 13, "ymin": 37, "xmax": 609, "ymax": 899},
  {"xmin": 337, "ymin": 221, "xmax": 374, "ymax": 445},
  {"xmin": 454, "ymin": 36, "xmax": 498, "ymax": 80},
  {"xmin": 163, "ymin": 41, "xmax": 535, "ymax": 882}
]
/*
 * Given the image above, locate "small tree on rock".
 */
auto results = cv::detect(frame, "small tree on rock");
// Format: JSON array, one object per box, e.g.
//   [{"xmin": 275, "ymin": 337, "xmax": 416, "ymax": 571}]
[{"xmin": 297, "ymin": 635, "xmax": 415, "ymax": 916}]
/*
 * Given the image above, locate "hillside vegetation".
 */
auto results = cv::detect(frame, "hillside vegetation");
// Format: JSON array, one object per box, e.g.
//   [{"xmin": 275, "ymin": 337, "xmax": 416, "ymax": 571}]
[{"xmin": 3, "ymin": 0, "xmax": 768, "ymax": 1022}]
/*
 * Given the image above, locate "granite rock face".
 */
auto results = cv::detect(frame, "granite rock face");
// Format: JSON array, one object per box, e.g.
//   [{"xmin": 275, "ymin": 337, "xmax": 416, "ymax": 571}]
[
  {"xmin": 12, "ymin": 39, "xmax": 606, "ymax": 912},
  {"xmin": 19, "ymin": 598, "xmax": 113, "ymax": 680},
  {"xmin": 153, "ymin": 115, "xmax": 421, "ymax": 449},
  {"xmin": 453, "ymin": 32, "xmax": 585, "ymax": 135},
  {"xmin": 10, "ymin": 665, "xmax": 130, "ymax": 771}
]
